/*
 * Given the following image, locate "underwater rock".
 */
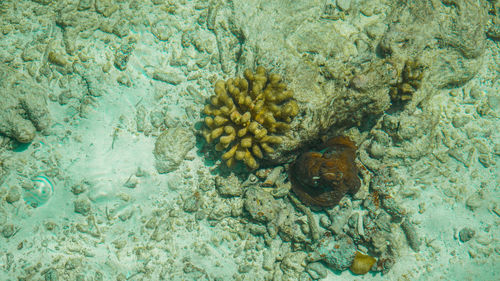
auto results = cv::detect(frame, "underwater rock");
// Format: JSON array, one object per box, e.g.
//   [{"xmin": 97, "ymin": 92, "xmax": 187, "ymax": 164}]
[
  {"xmin": 244, "ymin": 186, "xmax": 279, "ymax": 222},
  {"xmin": 379, "ymin": 0, "xmax": 487, "ymax": 89},
  {"xmin": 114, "ymin": 37, "xmax": 136, "ymax": 71},
  {"xmin": 74, "ymin": 197, "xmax": 91, "ymax": 215},
  {"xmin": 389, "ymin": 60, "xmax": 426, "ymax": 102},
  {"xmin": 309, "ymin": 234, "xmax": 357, "ymax": 271},
  {"xmin": 290, "ymin": 136, "xmax": 360, "ymax": 207},
  {"xmin": 459, "ymin": 227, "xmax": 475, "ymax": 243},
  {"xmin": 5, "ymin": 187, "xmax": 20, "ymax": 204},
  {"xmin": 0, "ymin": 64, "xmax": 51, "ymax": 143},
  {"xmin": 306, "ymin": 262, "xmax": 328, "ymax": 280},
  {"xmin": 215, "ymin": 173, "xmax": 243, "ymax": 196},
  {"xmin": 183, "ymin": 193, "xmax": 202, "ymax": 213},
  {"xmin": 1, "ymin": 224, "xmax": 15, "ymax": 238},
  {"xmin": 154, "ymin": 126, "xmax": 195, "ymax": 173},
  {"xmin": 401, "ymin": 217, "xmax": 421, "ymax": 252},
  {"xmin": 280, "ymin": 252, "xmax": 307, "ymax": 276}
]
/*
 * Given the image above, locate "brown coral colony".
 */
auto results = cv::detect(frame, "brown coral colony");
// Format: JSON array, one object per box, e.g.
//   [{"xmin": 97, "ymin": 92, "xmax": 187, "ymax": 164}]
[
  {"xmin": 203, "ymin": 66, "xmax": 299, "ymax": 170},
  {"xmin": 290, "ymin": 136, "xmax": 361, "ymax": 207}
]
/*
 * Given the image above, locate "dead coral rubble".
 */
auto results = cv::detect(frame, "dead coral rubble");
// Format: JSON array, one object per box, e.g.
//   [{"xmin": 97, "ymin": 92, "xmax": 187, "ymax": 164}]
[{"xmin": 0, "ymin": 64, "xmax": 51, "ymax": 144}]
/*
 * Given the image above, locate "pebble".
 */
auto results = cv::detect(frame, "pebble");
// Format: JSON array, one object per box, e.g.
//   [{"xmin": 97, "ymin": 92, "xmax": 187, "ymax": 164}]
[
  {"xmin": 336, "ymin": 0, "xmax": 351, "ymax": 11},
  {"xmin": 74, "ymin": 197, "xmax": 91, "ymax": 215},
  {"xmin": 5, "ymin": 187, "xmax": 20, "ymax": 203},
  {"xmin": 459, "ymin": 227, "xmax": 475, "ymax": 242},
  {"xmin": 306, "ymin": 262, "xmax": 328, "ymax": 280},
  {"xmin": 1, "ymin": 224, "xmax": 15, "ymax": 238},
  {"xmin": 183, "ymin": 194, "xmax": 201, "ymax": 212},
  {"xmin": 216, "ymin": 174, "xmax": 243, "ymax": 196},
  {"xmin": 152, "ymin": 69, "xmax": 185, "ymax": 85},
  {"xmin": 244, "ymin": 187, "xmax": 278, "ymax": 222},
  {"xmin": 281, "ymin": 252, "xmax": 307, "ymax": 274}
]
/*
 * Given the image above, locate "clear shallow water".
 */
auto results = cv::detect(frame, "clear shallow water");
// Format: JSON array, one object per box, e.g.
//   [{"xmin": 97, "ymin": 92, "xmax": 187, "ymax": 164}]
[{"xmin": 0, "ymin": 0, "xmax": 498, "ymax": 280}]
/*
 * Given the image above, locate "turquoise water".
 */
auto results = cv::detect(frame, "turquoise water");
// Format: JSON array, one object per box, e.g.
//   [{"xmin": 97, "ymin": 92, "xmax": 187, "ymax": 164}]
[{"xmin": 0, "ymin": 1, "xmax": 498, "ymax": 280}]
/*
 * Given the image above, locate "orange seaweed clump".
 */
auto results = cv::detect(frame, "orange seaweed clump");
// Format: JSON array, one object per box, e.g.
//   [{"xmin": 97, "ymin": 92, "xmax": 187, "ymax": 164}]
[{"xmin": 289, "ymin": 136, "xmax": 360, "ymax": 207}]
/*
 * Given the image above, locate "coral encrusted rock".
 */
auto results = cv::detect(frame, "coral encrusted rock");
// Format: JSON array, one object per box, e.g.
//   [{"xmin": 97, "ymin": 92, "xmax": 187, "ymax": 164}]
[
  {"xmin": 389, "ymin": 60, "xmax": 425, "ymax": 102},
  {"xmin": 154, "ymin": 126, "xmax": 195, "ymax": 173},
  {"xmin": 202, "ymin": 66, "xmax": 299, "ymax": 170},
  {"xmin": 0, "ymin": 63, "xmax": 51, "ymax": 143}
]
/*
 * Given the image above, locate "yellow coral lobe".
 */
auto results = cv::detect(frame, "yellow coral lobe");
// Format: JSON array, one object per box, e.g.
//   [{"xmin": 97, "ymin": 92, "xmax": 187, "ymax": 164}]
[
  {"xmin": 263, "ymin": 113, "xmax": 277, "ymax": 126},
  {"xmin": 254, "ymin": 128, "xmax": 268, "ymax": 139},
  {"xmin": 204, "ymin": 105, "xmax": 213, "ymax": 115},
  {"xmin": 253, "ymin": 100, "xmax": 265, "ymax": 112},
  {"xmin": 268, "ymin": 73, "xmax": 281, "ymax": 84},
  {"xmin": 225, "ymin": 156, "xmax": 235, "ymax": 167},
  {"xmin": 224, "ymin": 126, "xmax": 235, "ymax": 135},
  {"xmin": 350, "ymin": 252, "xmax": 376, "ymax": 275},
  {"xmin": 241, "ymin": 112, "xmax": 251, "ymax": 124},
  {"xmin": 222, "ymin": 145, "xmax": 238, "ymax": 160},
  {"xmin": 248, "ymin": 121, "xmax": 259, "ymax": 133},
  {"xmin": 260, "ymin": 143, "xmax": 274, "ymax": 154},
  {"xmin": 252, "ymin": 144, "xmax": 263, "ymax": 159},
  {"xmin": 202, "ymin": 129, "xmax": 212, "ymax": 143},
  {"xmin": 219, "ymin": 106, "xmax": 232, "ymax": 116},
  {"xmin": 274, "ymin": 122, "xmax": 290, "ymax": 132},
  {"xmin": 214, "ymin": 84, "xmax": 226, "ymax": 96},
  {"xmin": 262, "ymin": 136, "xmax": 282, "ymax": 144},
  {"xmin": 211, "ymin": 127, "xmax": 224, "ymax": 139},
  {"xmin": 215, "ymin": 142, "xmax": 226, "ymax": 151},
  {"xmin": 244, "ymin": 153, "xmax": 258, "ymax": 170},
  {"xmin": 210, "ymin": 96, "xmax": 219, "ymax": 106},
  {"xmin": 219, "ymin": 135, "xmax": 234, "ymax": 145},
  {"xmin": 240, "ymin": 137, "xmax": 252, "ymax": 148},
  {"xmin": 235, "ymin": 149, "xmax": 246, "ymax": 161},
  {"xmin": 204, "ymin": 117, "xmax": 214, "ymax": 128},
  {"xmin": 237, "ymin": 127, "xmax": 247, "ymax": 137},
  {"xmin": 244, "ymin": 69, "xmax": 253, "ymax": 81},
  {"xmin": 255, "ymin": 66, "xmax": 266, "ymax": 76},
  {"xmin": 214, "ymin": 116, "xmax": 228, "ymax": 126},
  {"xmin": 229, "ymin": 110, "xmax": 241, "ymax": 123}
]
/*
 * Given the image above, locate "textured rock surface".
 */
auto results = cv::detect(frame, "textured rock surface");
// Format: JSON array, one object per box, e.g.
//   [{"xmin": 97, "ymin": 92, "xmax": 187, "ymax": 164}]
[
  {"xmin": 244, "ymin": 186, "xmax": 279, "ymax": 222},
  {"xmin": 222, "ymin": 0, "xmax": 489, "ymax": 164},
  {"xmin": 0, "ymin": 64, "xmax": 51, "ymax": 143},
  {"xmin": 153, "ymin": 126, "xmax": 195, "ymax": 173}
]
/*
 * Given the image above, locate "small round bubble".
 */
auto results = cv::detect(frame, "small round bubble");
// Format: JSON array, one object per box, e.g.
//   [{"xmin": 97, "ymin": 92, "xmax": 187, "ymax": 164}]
[{"xmin": 23, "ymin": 176, "xmax": 54, "ymax": 208}]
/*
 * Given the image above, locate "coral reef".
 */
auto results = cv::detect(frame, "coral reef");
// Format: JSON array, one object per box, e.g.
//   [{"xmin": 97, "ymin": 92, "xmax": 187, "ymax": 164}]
[
  {"xmin": 202, "ymin": 66, "xmax": 299, "ymax": 170},
  {"xmin": 389, "ymin": 60, "xmax": 425, "ymax": 102},
  {"xmin": 289, "ymin": 136, "xmax": 360, "ymax": 207}
]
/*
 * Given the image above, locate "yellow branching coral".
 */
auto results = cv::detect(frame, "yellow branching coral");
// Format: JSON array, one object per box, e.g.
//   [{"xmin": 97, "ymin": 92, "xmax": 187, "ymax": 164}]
[
  {"xmin": 389, "ymin": 60, "xmax": 425, "ymax": 102},
  {"xmin": 202, "ymin": 66, "xmax": 299, "ymax": 170}
]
